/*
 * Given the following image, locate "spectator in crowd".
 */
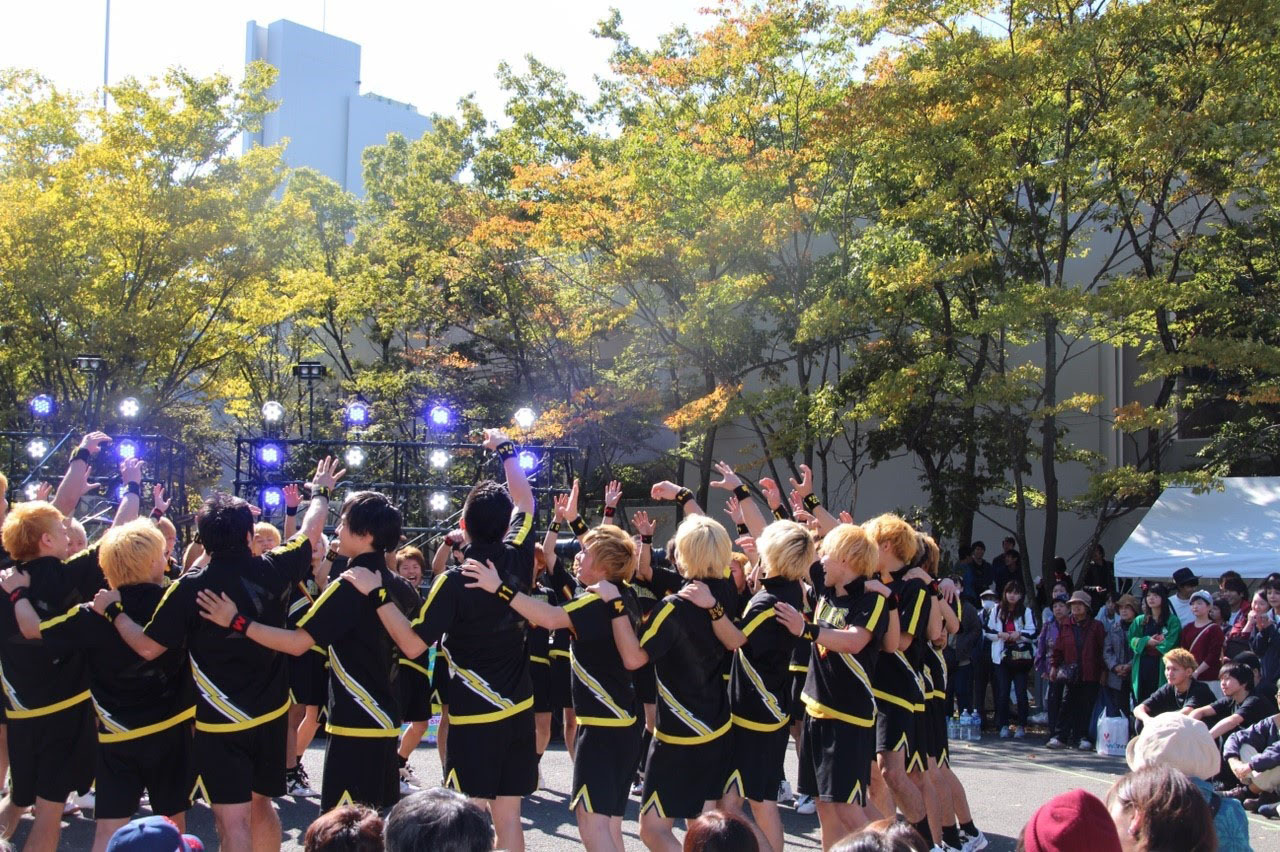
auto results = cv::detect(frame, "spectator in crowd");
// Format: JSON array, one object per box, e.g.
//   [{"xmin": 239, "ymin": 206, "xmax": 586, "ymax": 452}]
[
  {"xmin": 1124, "ymin": 712, "xmax": 1250, "ymax": 852},
  {"xmin": 1105, "ymin": 764, "xmax": 1217, "ymax": 852},
  {"xmin": 1080, "ymin": 544, "xmax": 1116, "ymax": 600},
  {"xmin": 960, "ymin": 542, "xmax": 992, "ymax": 605},
  {"xmin": 682, "ymin": 810, "xmax": 760, "ymax": 852},
  {"xmin": 1103, "ymin": 595, "xmax": 1139, "ymax": 718},
  {"xmin": 1133, "ymin": 649, "xmax": 1215, "ymax": 724},
  {"xmin": 949, "ymin": 587, "xmax": 983, "ymax": 716},
  {"xmin": 986, "ymin": 580, "xmax": 1038, "ymax": 738},
  {"xmin": 1179, "ymin": 590, "xmax": 1224, "ymax": 690},
  {"xmin": 1128, "ymin": 583, "xmax": 1180, "ymax": 705},
  {"xmin": 384, "ymin": 788, "xmax": 493, "ymax": 852},
  {"xmin": 1220, "ymin": 577, "xmax": 1252, "ymax": 659},
  {"xmin": 1097, "ymin": 593, "xmax": 1123, "ymax": 636},
  {"xmin": 303, "ymin": 805, "xmax": 384, "ymax": 852},
  {"xmin": 1189, "ymin": 661, "xmax": 1276, "ymax": 741},
  {"xmin": 1039, "ymin": 582, "xmax": 1070, "ymax": 631},
  {"xmin": 830, "ymin": 819, "xmax": 929, "ymax": 852},
  {"xmin": 973, "ymin": 589, "xmax": 998, "ymax": 727},
  {"xmin": 1047, "ymin": 592, "xmax": 1106, "ymax": 750},
  {"xmin": 1249, "ymin": 577, "xmax": 1280, "ymax": 694},
  {"xmin": 1036, "ymin": 594, "xmax": 1069, "ymax": 733},
  {"xmin": 1209, "ymin": 597, "xmax": 1229, "ymax": 632},
  {"xmin": 991, "ymin": 537, "xmax": 1019, "ymax": 597},
  {"xmin": 1015, "ymin": 789, "xmax": 1122, "ymax": 852},
  {"xmin": 1169, "ymin": 568, "xmax": 1200, "ymax": 629},
  {"xmin": 1222, "ymin": 683, "xmax": 1280, "ymax": 817},
  {"xmin": 104, "ymin": 816, "xmax": 204, "ymax": 852}
]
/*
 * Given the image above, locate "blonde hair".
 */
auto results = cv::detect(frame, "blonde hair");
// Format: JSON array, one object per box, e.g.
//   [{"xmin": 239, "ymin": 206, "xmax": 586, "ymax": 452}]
[
  {"xmin": 155, "ymin": 517, "xmax": 177, "ymax": 541},
  {"xmin": 820, "ymin": 524, "xmax": 878, "ymax": 580},
  {"xmin": 673, "ymin": 515, "xmax": 732, "ymax": 581},
  {"xmin": 583, "ymin": 525, "xmax": 638, "ymax": 583},
  {"xmin": 916, "ymin": 533, "xmax": 940, "ymax": 576},
  {"xmin": 758, "ymin": 521, "xmax": 815, "ymax": 581},
  {"xmin": 253, "ymin": 522, "xmax": 281, "ymax": 550},
  {"xmin": 1163, "ymin": 648, "xmax": 1196, "ymax": 671},
  {"xmin": 101, "ymin": 519, "xmax": 165, "ymax": 589},
  {"xmin": 1, "ymin": 501, "xmax": 64, "ymax": 561},
  {"xmin": 396, "ymin": 546, "xmax": 426, "ymax": 571},
  {"xmin": 864, "ymin": 513, "xmax": 919, "ymax": 564}
]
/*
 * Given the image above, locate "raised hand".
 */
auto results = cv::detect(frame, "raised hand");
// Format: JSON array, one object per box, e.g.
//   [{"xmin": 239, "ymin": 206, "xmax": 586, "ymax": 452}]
[
  {"xmin": 788, "ymin": 464, "xmax": 814, "ymax": 499},
  {"xmin": 632, "ymin": 510, "xmax": 658, "ymax": 538},
  {"xmin": 758, "ymin": 478, "xmax": 783, "ymax": 510},
  {"xmin": 604, "ymin": 480, "xmax": 622, "ymax": 508},
  {"xmin": 838, "ymin": 510, "xmax": 854, "ymax": 525},
  {"xmin": 482, "ymin": 428, "xmax": 511, "ymax": 451},
  {"xmin": 152, "ymin": 484, "xmax": 171, "ymax": 515},
  {"xmin": 196, "ymin": 590, "xmax": 238, "ymax": 628},
  {"xmin": 724, "ymin": 496, "xmax": 744, "ymax": 525},
  {"xmin": 460, "ymin": 558, "xmax": 500, "ymax": 594},
  {"xmin": 564, "ymin": 478, "xmax": 581, "ymax": 520},
  {"xmin": 709, "ymin": 461, "xmax": 742, "ymax": 492},
  {"xmin": 120, "ymin": 457, "xmax": 143, "ymax": 486},
  {"xmin": 77, "ymin": 432, "xmax": 112, "ymax": 457},
  {"xmin": 282, "ymin": 484, "xmax": 301, "ymax": 510},
  {"xmin": 736, "ymin": 535, "xmax": 758, "ymax": 564},
  {"xmin": 311, "ymin": 456, "xmax": 346, "ymax": 492},
  {"xmin": 553, "ymin": 493, "xmax": 570, "ymax": 521},
  {"xmin": 650, "ymin": 481, "xmax": 682, "ymax": 502},
  {"xmin": 34, "ymin": 482, "xmax": 52, "ymax": 502}
]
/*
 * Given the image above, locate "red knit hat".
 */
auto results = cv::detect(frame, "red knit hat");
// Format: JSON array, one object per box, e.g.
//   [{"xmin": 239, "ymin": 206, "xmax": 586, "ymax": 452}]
[{"xmin": 1023, "ymin": 789, "xmax": 1122, "ymax": 852}]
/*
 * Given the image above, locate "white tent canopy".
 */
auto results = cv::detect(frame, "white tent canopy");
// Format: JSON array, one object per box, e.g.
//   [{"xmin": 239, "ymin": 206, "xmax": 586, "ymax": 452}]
[{"xmin": 1115, "ymin": 477, "xmax": 1280, "ymax": 579}]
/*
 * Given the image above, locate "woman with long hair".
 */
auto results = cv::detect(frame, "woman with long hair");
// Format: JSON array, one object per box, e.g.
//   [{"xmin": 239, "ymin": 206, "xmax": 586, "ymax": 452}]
[
  {"xmin": 1106, "ymin": 765, "xmax": 1217, "ymax": 852},
  {"xmin": 985, "ymin": 580, "xmax": 1037, "ymax": 737},
  {"xmin": 1127, "ymin": 583, "xmax": 1181, "ymax": 705}
]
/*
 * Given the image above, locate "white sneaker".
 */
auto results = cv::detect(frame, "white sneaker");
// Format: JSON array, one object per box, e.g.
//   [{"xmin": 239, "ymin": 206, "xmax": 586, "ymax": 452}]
[
  {"xmin": 630, "ymin": 777, "xmax": 644, "ymax": 797},
  {"xmin": 793, "ymin": 793, "xmax": 817, "ymax": 815},
  {"xmin": 1078, "ymin": 739, "xmax": 1094, "ymax": 751},
  {"xmin": 1029, "ymin": 712, "xmax": 1049, "ymax": 724},
  {"xmin": 398, "ymin": 765, "xmax": 422, "ymax": 796},
  {"xmin": 1045, "ymin": 737, "xmax": 1066, "ymax": 749},
  {"xmin": 961, "ymin": 829, "xmax": 989, "ymax": 851},
  {"xmin": 287, "ymin": 767, "xmax": 318, "ymax": 798},
  {"xmin": 776, "ymin": 779, "xmax": 794, "ymax": 803},
  {"xmin": 74, "ymin": 790, "xmax": 94, "ymax": 811},
  {"xmin": 1014, "ymin": 726, "xmax": 1026, "ymax": 739}
]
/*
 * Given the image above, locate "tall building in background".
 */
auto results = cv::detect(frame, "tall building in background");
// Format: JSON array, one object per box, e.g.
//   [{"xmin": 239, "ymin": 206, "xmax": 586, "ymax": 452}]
[{"xmin": 243, "ymin": 19, "xmax": 431, "ymax": 197}]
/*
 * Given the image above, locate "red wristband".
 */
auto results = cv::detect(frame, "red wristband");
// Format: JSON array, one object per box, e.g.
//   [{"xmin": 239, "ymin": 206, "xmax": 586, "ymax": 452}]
[{"xmin": 230, "ymin": 614, "xmax": 251, "ymax": 634}]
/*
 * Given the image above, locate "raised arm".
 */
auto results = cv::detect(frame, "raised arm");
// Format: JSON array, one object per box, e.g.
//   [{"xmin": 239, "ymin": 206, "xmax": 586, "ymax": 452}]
[
  {"xmin": 195, "ymin": 590, "xmax": 315, "ymax": 656},
  {"xmin": 92, "ymin": 589, "xmax": 167, "ymax": 661},
  {"xmin": 602, "ymin": 480, "xmax": 622, "ymax": 527},
  {"xmin": 561, "ymin": 480, "xmax": 590, "ymax": 543},
  {"xmin": 282, "ymin": 484, "xmax": 301, "ymax": 541},
  {"xmin": 299, "ymin": 457, "xmax": 344, "ymax": 553},
  {"xmin": 788, "ymin": 464, "xmax": 838, "ymax": 536},
  {"xmin": 484, "ymin": 429, "xmax": 533, "ymax": 515},
  {"xmin": 113, "ymin": 458, "xmax": 143, "ymax": 527},
  {"xmin": 460, "ymin": 558, "xmax": 571, "ymax": 630},
  {"xmin": 709, "ymin": 462, "xmax": 768, "ymax": 538},
  {"xmin": 632, "ymin": 511, "xmax": 657, "ymax": 583},
  {"xmin": 53, "ymin": 431, "xmax": 111, "ymax": 517},
  {"xmin": 651, "ymin": 480, "xmax": 703, "ymax": 517}
]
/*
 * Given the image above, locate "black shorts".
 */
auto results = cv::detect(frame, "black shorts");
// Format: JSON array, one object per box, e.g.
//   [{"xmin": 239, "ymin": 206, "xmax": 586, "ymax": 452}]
[
  {"xmin": 550, "ymin": 653, "xmax": 573, "ymax": 710},
  {"xmin": 875, "ymin": 702, "xmax": 925, "ymax": 772},
  {"xmin": 924, "ymin": 699, "xmax": 948, "ymax": 765},
  {"xmin": 633, "ymin": 663, "xmax": 657, "ymax": 705},
  {"xmin": 531, "ymin": 659, "xmax": 554, "ymax": 713},
  {"xmin": 96, "ymin": 722, "xmax": 194, "ymax": 819},
  {"xmin": 640, "ymin": 731, "xmax": 732, "ymax": 820},
  {"xmin": 398, "ymin": 664, "xmax": 432, "ymax": 723},
  {"xmin": 321, "ymin": 733, "xmax": 400, "ymax": 812},
  {"xmin": 431, "ymin": 653, "xmax": 450, "ymax": 707},
  {"xmin": 724, "ymin": 722, "xmax": 791, "ymax": 803},
  {"xmin": 570, "ymin": 719, "xmax": 644, "ymax": 817},
  {"xmin": 798, "ymin": 714, "xmax": 874, "ymax": 805},
  {"xmin": 444, "ymin": 709, "xmax": 537, "ymax": 799},
  {"xmin": 289, "ymin": 650, "xmax": 327, "ymax": 708},
  {"xmin": 7, "ymin": 700, "xmax": 96, "ymax": 807},
  {"xmin": 192, "ymin": 715, "xmax": 288, "ymax": 805}
]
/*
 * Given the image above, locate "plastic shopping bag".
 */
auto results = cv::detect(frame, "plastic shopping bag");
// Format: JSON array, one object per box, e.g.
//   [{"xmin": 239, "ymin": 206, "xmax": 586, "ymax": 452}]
[{"xmin": 1095, "ymin": 711, "xmax": 1129, "ymax": 757}]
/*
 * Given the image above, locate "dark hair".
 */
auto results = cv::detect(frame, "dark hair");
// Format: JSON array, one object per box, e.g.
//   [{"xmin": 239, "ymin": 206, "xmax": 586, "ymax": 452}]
[
  {"xmin": 384, "ymin": 788, "xmax": 492, "ymax": 852},
  {"xmin": 1233, "ymin": 650, "xmax": 1262, "ymax": 673},
  {"xmin": 1223, "ymin": 577, "xmax": 1249, "ymax": 597},
  {"xmin": 340, "ymin": 491, "xmax": 403, "ymax": 552},
  {"xmin": 682, "ymin": 810, "xmax": 759, "ymax": 852},
  {"xmin": 1220, "ymin": 662, "xmax": 1255, "ymax": 692},
  {"xmin": 971, "ymin": 540, "xmax": 986, "ymax": 552},
  {"xmin": 304, "ymin": 805, "xmax": 384, "ymax": 852},
  {"xmin": 831, "ymin": 826, "xmax": 923, "ymax": 852},
  {"xmin": 1004, "ymin": 536, "xmax": 1017, "ymax": 546},
  {"xmin": 1265, "ymin": 577, "xmax": 1280, "ymax": 595},
  {"xmin": 1142, "ymin": 582, "xmax": 1173, "ymax": 628},
  {"xmin": 1219, "ymin": 570, "xmax": 1241, "ymax": 583},
  {"xmin": 998, "ymin": 580, "xmax": 1027, "ymax": 621},
  {"xmin": 196, "ymin": 493, "xmax": 255, "ymax": 555},
  {"xmin": 461, "ymin": 480, "xmax": 514, "ymax": 545},
  {"xmin": 1106, "ymin": 765, "xmax": 1216, "ymax": 852}
]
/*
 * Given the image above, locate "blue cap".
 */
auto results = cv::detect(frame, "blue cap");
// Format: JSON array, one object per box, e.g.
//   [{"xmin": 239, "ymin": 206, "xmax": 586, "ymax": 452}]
[{"xmin": 105, "ymin": 816, "xmax": 204, "ymax": 852}]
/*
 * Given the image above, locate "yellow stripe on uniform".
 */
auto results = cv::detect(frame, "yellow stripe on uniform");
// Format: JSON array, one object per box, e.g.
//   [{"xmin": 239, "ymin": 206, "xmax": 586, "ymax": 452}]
[
  {"xmin": 143, "ymin": 579, "xmax": 184, "ymax": 632},
  {"xmin": 653, "ymin": 718, "xmax": 731, "ymax": 745},
  {"xmin": 801, "ymin": 693, "xmax": 874, "ymax": 727},
  {"xmin": 906, "ymin": 588, "xmax": 925, "ymax": 636},
  {"xmin": 325, "ymin": 723, "xmax": 401, "ymax": 738},
  {"xmin": 99, "ymin": 706, "xmax": 196, "ymax": 743},
  {"xmin": 412, "ymin": 573, "xmax": 451, "ymax": 627},
  {"xmin": 329, "ymin": 648, "xmax": 395, "ymax": 730},
  {"xmin": 190, "ymin": 659, "xmax": 253, "ymax": 724},
  {"xmin": 570, "ymin": 649, "xmax": 635, "ymax": 725},
  {"xmin": 740, "ymin": 609, "xmax": 775, "ymax": 638},
  {"xmin": 448, "ymin": 696, "xmax": 534, "ymax": 725},
  {"xmin": 37, "ymin": 604, "xmax": 83, "ymax": 632},
  {"xmin": 640, "ymin": 602, "xmax": 675, "ymax": 648},
  {"xmin": 866, "ymin": 595, "xmax": 886, "ymax": 632},
  {"xmin": 563, "ymin": 593, "xmax": 599, "ymax": 613},
  {"xmin": 296, "ymin": 579, "xmax": 345, "ymax": 628},
  {"xmin": 399, "ymin": 658, "xmax": 431, "ymax": 677},
  {"xmin": 734, "ymin": 649, "xmax": 787, "ymax": 723},
  {"xmin": 509, "ymin": 511, "xmax": 534, "ymax": 546},
  {"xmin": 195, "ymin": 698, "xmax": 290, "ymax": 733},
  {"xmin": 569, "ymin": 785, "xmax": 594, "ymax": 814},
  {"xmin": 640, "ymin": 792, "xmax": 667, "ymax": 819},
  {"xmin": 872, "ymin": 689, "xmax": 925, "ymax": 713},
  {"xmin": 731, "ymin": 714, "xmax": 789, "ymax": 732},
  {"xmin": 6, "ymin": 689, "xmax": 91, "ymax": 720}
]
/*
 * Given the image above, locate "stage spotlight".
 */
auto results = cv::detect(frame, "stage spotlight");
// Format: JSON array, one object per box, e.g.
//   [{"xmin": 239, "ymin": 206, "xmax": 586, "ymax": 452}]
[
  {"xmin": 428, "ymin": 404, "xmax": 453, "ymax": 429},
  {"xmin": 23, "ymin": 483, "xmax": 39, "ymax": 501},
  {"xmin": 118, "ymin": 397, "xmax": 141, "ymax": 419},
  {"xmin": 262, "ymin": 400, "xmax": 285, "ymax": 423},
  {"xmin": 29, "ymin": 394, "xmax": 55, "ymax": 419},
  {"xmin": 344, "ymin": 446, "xmax": 366, "ymax": 468},
  {"xmin": 258, "ymin": 443, "xmax": 283, "ymax": 468},
  {"xmin": 117, "ymin": 439, "xmax": 139, "ymax": 460},
  {"xmin": 344, "ymin": 400, "xmax": 370, "ymax": 427},
  {"xmin": 262, "ymin": 487, "xmax": 284, "ymax": 510},
  {"xmin": 26, "ymin": 438, "xmax": 48, "ymax": 460},
  {"xmin": 517, "ymin": 451, "xmax": 537, "ymax": 471},
  {"xmin": 429, "ymin": 449, "xmax": 450, "ymax": 469},
  {"xmin": 514, "ymin": 407, "xmax": 536, "ymax": 430},
  {"xmin": 429, "ymin": 492, "xmax": 450, "ymax": 512}
]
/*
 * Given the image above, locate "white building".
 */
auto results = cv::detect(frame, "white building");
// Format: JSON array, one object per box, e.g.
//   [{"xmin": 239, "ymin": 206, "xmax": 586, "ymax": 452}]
[{"xmin": 243, "ymin": 19, "xmax": 431, "ymax": 197}]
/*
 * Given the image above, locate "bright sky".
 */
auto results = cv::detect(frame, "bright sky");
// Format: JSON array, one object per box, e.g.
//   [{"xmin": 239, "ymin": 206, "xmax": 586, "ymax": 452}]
[{"xmin": 2, "ymin": 0, "xmax": 714, "ymax": 122}]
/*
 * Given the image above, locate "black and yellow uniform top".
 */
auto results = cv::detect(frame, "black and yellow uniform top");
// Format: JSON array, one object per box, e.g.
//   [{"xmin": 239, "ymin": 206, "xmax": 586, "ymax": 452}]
[
  {"xmin": 639, "ymin": 594, "xmax": 731, "ymax": 744},
  {"xmin": 544, "ymin": 555, "xmax": 577, "ymax": 666},
  {"xmin": 526, "ymin": 584, "xmax": 556, "ymax": 666},
  {"xmin": 298, "ymin": 552, "xmax": 419, "ymax": 738},
  {"xmin": 287, "ymin": 576, "xmax": 327, "ymax": 654},
  {"xmin": 802, "ymin": 577, "xmax": 890, "ymax": 727},
  {"xmin": 391, "ymin": 581, "xmax": 431, "ymax": 684},
  {"xmin": 871, "ymin": 570, "xmax": 932, "ymax": 713},
  {"xmin": 789, "ymin": 584, "xmax": 818, "ymax": 679},
  {"xmin": 0, "ymin": 546, "xmax": 103, "ymax": 719},
  {"xmin": 144, "ymin": 535, "xmax": 312, "ymax": 732},
  {"xmin": 563, "ymin": 588, "xmax": 641, "ymax": 727},
  {"xmin": 923, "ymin": 596, "xmax": 959, "ymax": 703},
  {"xmin": 412, "ymin": 509, "xmax": 536, "ymax": 725},
  {"xmin": 730, "ymin": 577, "xmax": 804, "ymax": 732},
  {"xmin": 39, "ymin": 583, "xmax": 195, "ymax": 742}
]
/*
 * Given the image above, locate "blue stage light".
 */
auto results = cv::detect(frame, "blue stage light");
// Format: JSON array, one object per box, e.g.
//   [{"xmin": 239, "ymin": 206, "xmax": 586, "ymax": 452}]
[
  {"xmin": 262, "ymin": 487, "xmax": 284, "ymax": 509},
  {"xmin": 344, "ymin": 400, "xmax": 370, "ymax": 427},
  {"xmin": 117, "ymin": 439, "xmax": 139, "ymax": 460},
  {"xmin": 29, "ymin": 394, "xmax": 55, "ymax": 419},
  {"xmin": 428, "ymin": 404, "xmax": 453, "ymax": 429},
  {"xmin": 258, "ymin": 443, "xmax": 283, "ymax": 467},
  {"xmin": 518, "ymin": 451, "xmax": 537, "ymax": 471}
]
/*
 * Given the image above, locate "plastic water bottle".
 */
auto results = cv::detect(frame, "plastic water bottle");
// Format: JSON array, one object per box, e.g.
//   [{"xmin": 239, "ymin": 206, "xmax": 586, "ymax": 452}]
[
  {"xmin": 948, "ymin": 713, "xmax": 958, "ymax": 740},
  {"xmin": 966, "ymin": 711, "xmax": 980, "ymax": 741}
]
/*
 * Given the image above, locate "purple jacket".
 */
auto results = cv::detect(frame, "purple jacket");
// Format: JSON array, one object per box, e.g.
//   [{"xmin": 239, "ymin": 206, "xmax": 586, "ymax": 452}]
[{"xmin": 1225, "ymin": 716, "xmax": 1280, "ymax": 773}]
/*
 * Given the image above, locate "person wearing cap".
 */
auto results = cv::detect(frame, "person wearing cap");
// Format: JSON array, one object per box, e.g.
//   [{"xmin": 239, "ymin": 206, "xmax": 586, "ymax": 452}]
[
  {"xmin": 1179, "ymin": 590, "xmax": 1224, "ymax": 691},
  {"xmin": 1169, "ymin": 567, "xmax": 1200, "ymax": 628},
  {"xmin": 1124, "ymin": 711, "xmax": 1250, "ymax": 851},
  {"xmin": 1223, "ymin": 684, "xmax": 1280, "ymax": 818},
  {"xmin": 105, "ymin": 815, "xmax": 204, "ymax": 852},
  {"xmin": 1046, "ymin": 591, "xmax": 1105, "ymax": 750},
  {"xmin": 1103, "ymin": 594, "xmax": 1140, "ymax": 718},
  {"xmin": 1134, "ymin": 649, "xmax": 1215, "ymax": 724},
  {"xmin": 1015, "ymin": 788, "xmax": 1122, "ymax": 852}
]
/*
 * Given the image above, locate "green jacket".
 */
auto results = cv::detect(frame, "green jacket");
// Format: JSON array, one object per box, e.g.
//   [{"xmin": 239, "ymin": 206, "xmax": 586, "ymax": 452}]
[{"xmin": 1127, "ymin": 612, "xmax": 1181, "ymax": 700}]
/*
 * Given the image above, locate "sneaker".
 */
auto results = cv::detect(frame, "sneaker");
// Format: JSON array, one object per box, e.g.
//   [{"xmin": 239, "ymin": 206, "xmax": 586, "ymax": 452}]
[
  {"xmin": 62, "ymin": 798, "xmax": 80, "ymax": 817},
  {"xmin": 287, "ymin": 766, "xmax": 318, "ymax": 798},
  {"xmin": 777, "ymin": 779, "xmax": 794, "ymax": 803},
  {"xmin": 1028, "ymin": 712, "xmax": 1049, "ymax": 725},
  {"xmin": 398, "ymin": 764, "xmax": 422, "ymax": 796},
  {"xmin": 1013, "ymin": 727, "xmax": 1026, "ymax": 740},
  {"xmin": 961, "ymin": 830, "xmax": 989, "ymax": 851},
  {"xmin": 1223, "ymin": 785, "xmax": 1253, "ymax": 800},
  {"xmin": 74, "ymin": 790, "xmax": 94, "ymax": 812},
  {"xmin": 999, "ymin": 727, "xmax": 1011, "ymax": 739},
  {"xmin": 1259, "ymin": 802, "xmax": 1279, "ymax": 819},
  {"xmin": 1078, "ymin": 739, "xmax": 1093, "ymax": 751},
  {"xmin": 631, "ymin": 778, "xmax": 644, "ymax": 797},
  {"xmin": 1045, "ymin": 737, "xmax": 1066, "ymax": 749},
  {"xmin": 793, "ymin": 793, "xmax": 817, "ymax": 815}
]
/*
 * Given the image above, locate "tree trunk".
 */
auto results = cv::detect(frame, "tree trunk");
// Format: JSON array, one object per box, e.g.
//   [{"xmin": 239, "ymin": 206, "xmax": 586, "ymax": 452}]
[{"xmin": 1040, "ymin": 315, "xmax": 1060, "ymax": 583}]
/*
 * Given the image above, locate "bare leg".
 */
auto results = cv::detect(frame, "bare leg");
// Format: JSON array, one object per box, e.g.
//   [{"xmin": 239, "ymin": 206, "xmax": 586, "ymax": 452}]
[
  {"xmin": 609, "ymin": 815, "xmax": 625, "ymax": 851},
  {"xmin": 747, "ymin": 798, "xmax": 785, "ymax": 852},
  {"xmin": 941, "ymin": 764, "xmax": 971, "ymax": 823},
  {"xmin": 0, "ymin": 794, "xmax": 27, "ymax": 839},
  {"xmin": 563, "ymin": 709, "xmax": 578, "ymax": 761},
  {"xmin": 815, "ymin": 801, "xmax": 864, "ymax": 851},
  {"xmin": 250, "ymin": 793, "xmax": 281, "ymax": 852},
  {"xmin": 918, "ymin": 763, "xmax": 945, "ymax": 845},
  {"xmin": 297, "ymin": 705, "xmax": 321, "ymax": 754},
  {"xmin": 577, "ymin": 806, "xmax": 623, "ymax": 852},
  {"xmin": 0, "ymin": 726, "xmax": 10, "ymax": 793},
  {"xmin": 399, "ymin": 721, "xmax": 429, "ymax": 759},
  {"xmin": 639, "ymin": 809, "xmax": 681, "ymax": 852},
  {"xmin": 437, "ymin": 706, "xmax": 449, "ymax": 770},
  {"xmin": 286, "ymin": 704, "xmax": 301, "ymax": 770},
  {"xmin": 92, "ymin": 817, "xmax": 129, "ymax": 852},
  {"xmin": 877, "ymin": 750, "xmax": 924, "ymax": 822},
  {"xmin": 211, "ymin": 801, "xmax": 253, "ymax": 851},
  {"xmin": 488, "ymin": 795, "xmax": 525, "ymax": 852},
  {"xmin": 718, "ymin": 787, "xmax": 770, "ymax": 851},
  {"xmin": 868, "ymin": 760, "xmax": 893, "ymax": 819},
  {"xmin": 23, "ymin": 797, "xmax": 65, "ymax": 852},
  {"xmin": 535, "ymin": 711, "xmax": 552, "ymax": 756}
]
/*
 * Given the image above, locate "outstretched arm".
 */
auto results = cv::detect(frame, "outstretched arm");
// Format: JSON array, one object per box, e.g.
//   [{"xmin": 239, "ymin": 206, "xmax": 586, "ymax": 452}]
[
  {"xmin": 602, "ymin": 480, "xmax": 622, "ymax": 527},
  {"xmin": 92, "ymin": 589, "xmax": 167, "ymax": 661},
  {"xmin": 651, "ymin": 480, "xmax": 703, "ymax": 516},
  {"xmin": 282, "ymin": 485, "xmax": 301, "ymax": 541},
  {"xmin": 299, "ymin": 457, "xmax": 344, "ymax": 553},
  {"xmin": 113, "ymin": 458, "xmax": 144, "ymax": 527},
  {"xmin": 484, "ymin": 429, "xmax": 533, "ymax": 515},
  {"xmin": 710, "ymin": 461, "xmax": 768, "ymax": 539},
  {"xmin": 789, "ymin": 465, "xmax": 838, "ymax": 536},
  {"xmin": 341, "ymin": 567, "xmax": 430, "ymax": 658},
  {"xmin": 53, "ymin": 432, "xmax": 111, "ymax": 517}
]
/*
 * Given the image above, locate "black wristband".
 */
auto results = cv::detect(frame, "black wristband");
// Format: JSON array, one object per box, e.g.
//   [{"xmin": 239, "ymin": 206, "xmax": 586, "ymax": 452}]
[
  {"xmin": 603, "ymin": 505, "xmax": 616, "ymax": 518},
  {"xmin": 324, "ymin": 548, "xmax": 339, "ymax": 563},
  {"xmin": 72, "ymin": 447, "xmax": 92, "ymax": 465},
  {"xmin": 549, "ymin": 521, "xmax": 561, "ymax": 535},
  {"xmin": 887, "ymin": 592, "xmax": 901, "ymax": 610},
  {"xmin": 311, "ymin": 486, "xmax": 331, "ymax": 501},
  {"xmin": 569, "ymin": 516, "xmax": 589, "ymax": 537},
  {"xmin": 611, "ymin": 598, "xmax": 627, "ymax": 618},
  {"xmin": 803, "ymin": 493, "xmax": 820, "ymax": 511},
  {"xmin": 640, "ymin": 534, "xmax": 653, "ymax": 545},
  {"xmin": 735, "ymin": 522, "xmax": 749, "ymax": 536},
  {"xmin": 708, "ymin": 603, "xmax": 725, "ymax": 621},
  {"xmin": 496, "ymin": 583, "xmax": 517, "ymax": 603},
  {"xmin": 675, "ymin": 488, "xmax": 694, "ymax": 506},
  {"xmin": 373, "ymin": 587, "xmax": 389, "ymax": 606},
  {"xmin": 150, "ymin": 507, "xmax": 164, "ymax": 520},
  {"xmin": 732, "ymin": 484, "xmax": 750, "ymax": 501},
  {"xmin": 104, "ymin": 599, "xmax": 123, "ymax": 622},
  {"xmin": 285, "ymin": 506, "xmax": 299, "ymax": 517},
  {"xmin": 772, "ymin": 506, "xmax": 790, "ymax": 521},
  {"xmin": 800, "ymin": 621, "xmax": 820, "ymax": 643},
  {"xmin": 494, "ymin": 441, "xmax": 517, "ymax": 461},
  {"xmin": 125, "ymin": 480, "xmax": 141, "ymax": 497},
  {"xmin": 9, "ymin": 587, "xmax": 27, "ymax": 604},
  {"xmin": 230, "ymin": 614, "xmax": 252, "ymax": 634}
]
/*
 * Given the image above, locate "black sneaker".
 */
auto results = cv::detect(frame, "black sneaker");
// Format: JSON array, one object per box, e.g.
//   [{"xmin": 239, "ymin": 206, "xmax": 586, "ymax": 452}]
[{"xmin": 286, "ymin": 766, "xmax": 318, "ymax": 798}]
